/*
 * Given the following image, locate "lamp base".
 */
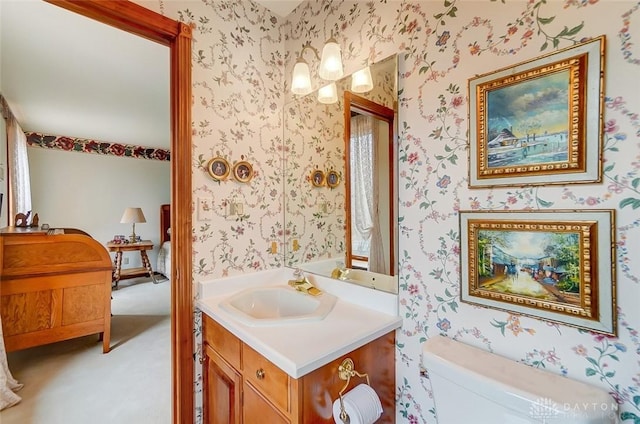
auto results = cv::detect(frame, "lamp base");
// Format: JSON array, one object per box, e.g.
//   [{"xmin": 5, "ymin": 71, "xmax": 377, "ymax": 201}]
[{"xmin": 129, "ymin": 223, "xmax": 139, "ymax": 243}]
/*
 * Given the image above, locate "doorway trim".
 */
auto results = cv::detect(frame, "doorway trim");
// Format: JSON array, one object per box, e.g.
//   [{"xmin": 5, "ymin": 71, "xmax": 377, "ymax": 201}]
[{"xmin": 46, "ymin": 1, "xmax": 193, "ymax": 423}]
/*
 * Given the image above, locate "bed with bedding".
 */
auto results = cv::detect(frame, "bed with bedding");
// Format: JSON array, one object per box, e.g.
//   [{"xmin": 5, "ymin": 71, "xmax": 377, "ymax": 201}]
[{"xmin": 156, "ymin": 204, "xmax": 171, "ymax": 279}]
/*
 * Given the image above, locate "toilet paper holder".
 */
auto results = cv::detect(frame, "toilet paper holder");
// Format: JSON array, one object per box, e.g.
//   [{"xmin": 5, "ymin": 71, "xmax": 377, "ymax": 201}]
[{"xmin": 337, "ymin": 358, "xmax": 371, "ymax": 423}]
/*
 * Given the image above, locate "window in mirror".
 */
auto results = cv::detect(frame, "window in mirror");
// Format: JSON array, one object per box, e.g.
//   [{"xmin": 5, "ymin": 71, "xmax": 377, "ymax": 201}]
[{"xmin": 345, "ymin": 92, "xmax": 395, "ymax": 276}]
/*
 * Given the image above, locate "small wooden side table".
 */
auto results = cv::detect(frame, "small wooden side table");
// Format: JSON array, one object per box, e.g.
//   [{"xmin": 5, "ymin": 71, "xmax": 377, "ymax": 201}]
[{"xmin": 107, "ymin": 240, "xmax": 157, "ymax": 289}]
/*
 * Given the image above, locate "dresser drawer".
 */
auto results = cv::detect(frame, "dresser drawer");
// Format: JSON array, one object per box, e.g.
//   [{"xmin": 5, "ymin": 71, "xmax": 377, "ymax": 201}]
[
  {"xmin": 242, "ymin": 343, "xmax": 290, "ymax": 413},
  {"xmin": 203, "ymin": 315, "xmax": 241, "ymax": 370}
]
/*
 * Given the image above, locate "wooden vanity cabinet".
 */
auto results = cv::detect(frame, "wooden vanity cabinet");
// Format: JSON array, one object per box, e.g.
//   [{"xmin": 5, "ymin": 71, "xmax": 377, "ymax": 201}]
[{"xmin": 202, "ymin": 314, "xmax": 395, "ymax": 424}]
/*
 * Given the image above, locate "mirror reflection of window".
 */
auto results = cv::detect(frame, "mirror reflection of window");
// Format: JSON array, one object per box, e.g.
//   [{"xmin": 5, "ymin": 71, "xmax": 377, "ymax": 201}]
[
  {"xmin": 349, "ymin": 113, "xmax": 389, "ymax": 275},
  {"xmin": 350, "ymin": 114, "xmax": 374, "ymax": 270}
]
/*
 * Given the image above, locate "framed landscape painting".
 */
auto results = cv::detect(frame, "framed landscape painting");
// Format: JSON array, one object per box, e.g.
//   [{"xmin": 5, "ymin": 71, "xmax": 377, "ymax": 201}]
[
  {"xmin": 468, "ymin": 36, "xmax": 605, "ymax": 188},
  {"xmin": 459, "ymin": 209, "xmax": 616, "ymax": 335}
]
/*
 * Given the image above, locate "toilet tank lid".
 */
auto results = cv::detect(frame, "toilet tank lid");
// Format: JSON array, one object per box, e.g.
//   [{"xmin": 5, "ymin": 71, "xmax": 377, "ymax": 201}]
[{"xmin": 422, "ymin": 336, "xmax": 617, "ymax": 420}]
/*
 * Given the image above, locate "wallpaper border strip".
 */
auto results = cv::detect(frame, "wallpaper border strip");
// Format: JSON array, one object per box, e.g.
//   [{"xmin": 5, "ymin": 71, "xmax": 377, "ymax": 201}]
[{"xmin": 25, "ymin": 132, "xmax": 171, "ymax": 161}]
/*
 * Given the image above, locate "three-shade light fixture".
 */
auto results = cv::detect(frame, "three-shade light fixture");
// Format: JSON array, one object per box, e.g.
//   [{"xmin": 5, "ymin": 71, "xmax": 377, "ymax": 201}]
[{"xmin": 291, "ymin": 36, "xmax": 373, "ymax": 104}]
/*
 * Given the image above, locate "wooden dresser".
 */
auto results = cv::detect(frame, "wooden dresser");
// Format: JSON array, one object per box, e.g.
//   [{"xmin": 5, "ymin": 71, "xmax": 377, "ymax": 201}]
[{"xmin": 0, "ymin": 227, "xmax": 113, "ymax": 353}]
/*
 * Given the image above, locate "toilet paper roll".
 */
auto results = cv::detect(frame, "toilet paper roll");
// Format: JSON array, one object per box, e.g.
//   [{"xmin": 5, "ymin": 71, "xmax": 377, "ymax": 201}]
[{"xmin": 332, "ymin": 384, "xmax": 383, "ymax": 424}]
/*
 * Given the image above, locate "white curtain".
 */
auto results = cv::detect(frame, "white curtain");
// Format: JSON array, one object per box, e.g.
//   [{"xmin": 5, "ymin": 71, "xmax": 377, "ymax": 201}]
[
  {"xmin": 7, "ymin": 115, "xmax": 32, "ymax": 220},
  {"xmin": 0, "ymin": 315, "xmax": 23, "ymax": 410},
  {"xmin": 350, "ymin": 115, "xmax": 385, "ymax": 273},
  {"xmin": 0, "ymin": 99, "xmax": 26, "ymax": 410}
]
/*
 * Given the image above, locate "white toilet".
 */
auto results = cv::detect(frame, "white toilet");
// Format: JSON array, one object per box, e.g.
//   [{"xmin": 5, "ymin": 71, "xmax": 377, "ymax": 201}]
[{"xmin": 422, "ymin": 335, "xmax": 619, "ymax": 423}]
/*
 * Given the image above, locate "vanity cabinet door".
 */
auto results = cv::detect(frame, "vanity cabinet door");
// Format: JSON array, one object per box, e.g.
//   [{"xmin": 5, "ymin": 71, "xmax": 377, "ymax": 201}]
[
  {"xmin": 243, "ymin": 380, "xmax": 290, "ymax": 424},
  {"xmin": 203, "ymin": 344, "xmax": 241, "ymax": 424}
]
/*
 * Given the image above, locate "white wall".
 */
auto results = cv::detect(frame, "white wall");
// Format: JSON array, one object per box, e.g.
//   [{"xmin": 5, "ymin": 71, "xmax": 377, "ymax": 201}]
[{"xmin": 28, "ymin": 147, "xmax": 170, "ymax": 268}]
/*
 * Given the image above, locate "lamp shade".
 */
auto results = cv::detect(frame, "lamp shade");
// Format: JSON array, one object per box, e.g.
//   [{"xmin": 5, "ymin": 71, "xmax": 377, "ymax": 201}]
[
  {"xmin": 351, "ymin": 66, "xmax": 373, "ymax": 93},
  {"xmin": 317, "ymin": 82, "xmax": 338, "ymax": 104},
  {"xmin": 318, "ymin": 37, "xmax": 343, "ymax": 81},
  {"xmin": 120, "ymin": 207, "xmax": 146, "ymax": 224},
  {"xmin": 291, "ymin": 58, "xmax": 313, "ymax": 95}
]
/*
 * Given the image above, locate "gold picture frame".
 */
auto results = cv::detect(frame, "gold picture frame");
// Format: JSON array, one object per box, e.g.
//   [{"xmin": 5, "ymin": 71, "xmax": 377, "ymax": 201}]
[
  {"xmin": 233, "ymin": 160, "xmax": 254, "ymax": 183},
  {"xmin": 468, "ymin": 36, "xmax": 605, "ymax": 188},
  {"xmin": 207, "ymin": 156, "xmax": 230, "ymax": 181},
  {"xmin": 311, "ymin": 169, "xmax": 325, "ymax": 187},
  {"xmin": 326, "ymin": 170, "xmax": 340, "ymax": 188},
  {"xmin": 459, "ymin": 209, "xmax": 616, "ymax": 335}
]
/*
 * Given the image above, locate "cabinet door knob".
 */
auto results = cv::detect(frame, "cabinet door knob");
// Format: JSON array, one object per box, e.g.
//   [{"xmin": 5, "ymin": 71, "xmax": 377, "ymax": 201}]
[{"xmin": 256, "ymin": 368, "xmax": 265, "ymax": 380}]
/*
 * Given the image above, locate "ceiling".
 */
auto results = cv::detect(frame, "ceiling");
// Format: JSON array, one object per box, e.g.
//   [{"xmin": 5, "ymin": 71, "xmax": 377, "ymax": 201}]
[
  {"xmin": 254, "ymin": 1, "xmax": 304, "ymax": 17},
  {"xmin": 0, "ymin": 1, "xmax": 170, "ymax": 148},
  {"xmin": 0, "ymin": 1, "xmax": 304, "ymax": 150}
]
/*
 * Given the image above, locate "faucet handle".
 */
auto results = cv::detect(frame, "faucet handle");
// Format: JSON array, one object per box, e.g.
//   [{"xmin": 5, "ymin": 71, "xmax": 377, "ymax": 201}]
[{"xmin": 293, "ymin": 268, "xmax": 304, "ymax": 280}]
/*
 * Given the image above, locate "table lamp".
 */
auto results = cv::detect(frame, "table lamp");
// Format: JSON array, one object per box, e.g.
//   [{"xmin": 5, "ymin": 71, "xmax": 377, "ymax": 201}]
[{"xmin": 120, "ymin": 207, "xmax": 146, "ymax": 242}]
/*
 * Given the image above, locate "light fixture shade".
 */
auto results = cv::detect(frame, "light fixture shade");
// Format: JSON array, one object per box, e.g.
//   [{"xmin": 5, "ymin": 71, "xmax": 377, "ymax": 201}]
[
  {"xmin": 120, "ymin": 207, "xmax": 146, "ymax": 224},
  {"xmin": 317, "ymin": 82, "xmax": 338, "ymax": 104},
  {"xmin": 318, "ymin": 38, "xmax": 343, "ymax": 81},
  {"xmin": 351, "ymin": 66, "xmax": 373, "ymax": 93},
  {"xmin": 291, "ymin": 58, "xmax": 312, "ymax": 95}
]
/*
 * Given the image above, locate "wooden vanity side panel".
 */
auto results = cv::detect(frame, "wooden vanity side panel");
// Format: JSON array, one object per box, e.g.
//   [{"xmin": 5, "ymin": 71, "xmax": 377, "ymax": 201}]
[{"xmin": 299, "ymin": 331, "xmax": 396, "ymax": 423}]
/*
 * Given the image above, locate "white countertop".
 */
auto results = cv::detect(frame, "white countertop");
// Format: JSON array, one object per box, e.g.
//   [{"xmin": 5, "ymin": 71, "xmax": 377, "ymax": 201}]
[{"xmin": 197, "ymin": 268, "xmax": 402, "ymax": 379}]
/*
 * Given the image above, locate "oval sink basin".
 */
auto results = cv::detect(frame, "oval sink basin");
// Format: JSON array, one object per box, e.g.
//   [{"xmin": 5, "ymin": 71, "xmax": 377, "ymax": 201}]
[{"xmin": 219, "ymin": 286, "xmax": 337, "ymax": 326}]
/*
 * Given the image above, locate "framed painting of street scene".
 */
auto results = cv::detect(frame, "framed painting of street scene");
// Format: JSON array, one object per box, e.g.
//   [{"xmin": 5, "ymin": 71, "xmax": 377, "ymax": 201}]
[
  {"xmin": 459, "ymin": 210, "xmax": 616, "ymax": 335},
  {"xmin": 468, "ymin": 36, "xmax": 605, "ymax": 188}
]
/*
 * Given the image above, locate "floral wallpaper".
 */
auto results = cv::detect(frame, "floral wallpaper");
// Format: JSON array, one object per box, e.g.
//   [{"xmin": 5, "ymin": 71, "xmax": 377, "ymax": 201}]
[
  {"xmin": 284, "ymin": 92, "xmax": 347, "ymax": 266},
  {"xmin": 139, "ymin": 0, "xmax": 640, "ymax": 422}
]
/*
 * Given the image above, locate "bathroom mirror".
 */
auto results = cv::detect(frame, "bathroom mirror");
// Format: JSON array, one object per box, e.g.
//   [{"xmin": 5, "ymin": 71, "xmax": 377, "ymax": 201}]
[{"xmin": 283, "ymin": 54, "xmax": 398, "ymax": 293}]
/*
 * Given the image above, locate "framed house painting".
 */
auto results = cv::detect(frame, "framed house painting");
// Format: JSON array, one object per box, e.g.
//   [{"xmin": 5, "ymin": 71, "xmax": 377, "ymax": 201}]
[
  {"xmin": 468, "ymin": 36, "xmax": 605, "ymax": 188},
  {"xmin": 459, "ymin": 209, "xmax": 616, "ymax": 335}
]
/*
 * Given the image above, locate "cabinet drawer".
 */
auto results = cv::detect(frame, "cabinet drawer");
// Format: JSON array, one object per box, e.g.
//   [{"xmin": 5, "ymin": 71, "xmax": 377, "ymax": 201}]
[
  {"xmin": 243, "ymin": 344, "xmax": 290, "ymax": 414},
  {"xmin": 203, "ymin": 315, "xmax": 241, "ymax": 370}
]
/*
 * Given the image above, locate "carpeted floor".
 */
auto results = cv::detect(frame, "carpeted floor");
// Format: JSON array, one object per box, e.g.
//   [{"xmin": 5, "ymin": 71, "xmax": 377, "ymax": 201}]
[{"xmin": 0, "ymin": 277, "xmax": 171, "ymax": 424}]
